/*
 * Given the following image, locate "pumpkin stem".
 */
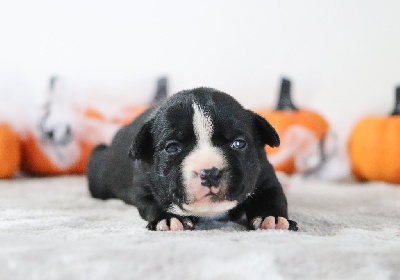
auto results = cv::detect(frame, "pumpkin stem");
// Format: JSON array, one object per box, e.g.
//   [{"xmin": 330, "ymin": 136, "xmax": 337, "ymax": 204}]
[
  {"xmin": 391, "ymin": 86, "xmax": 400, "ymax": 116},
  {"xmin": 153, "ymin": 76, "xmax": 168, "ymax": 104},
  {"xmin": 276, "ymin": 78, "xmax": 298, "ymax": 111}
]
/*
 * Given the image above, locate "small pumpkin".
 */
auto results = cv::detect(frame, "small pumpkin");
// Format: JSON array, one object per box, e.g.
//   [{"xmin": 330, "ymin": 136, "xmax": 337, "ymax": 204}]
[
  {"xmin": 255, "ymin": 78, "xmax": 329, "ymax": 174},
  {"xmin": 0, "ymin": 123, "xmax": 21, "ymax": 178},
  {"xmin": 349, "ymin": 86, "xmax": 400, "ymax": 184}
]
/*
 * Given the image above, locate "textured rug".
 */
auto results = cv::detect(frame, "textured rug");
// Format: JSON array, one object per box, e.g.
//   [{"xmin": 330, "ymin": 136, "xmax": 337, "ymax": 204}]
[{"xmin": 1, "ymin": 175, "xmax": 399, "ymax": 280}]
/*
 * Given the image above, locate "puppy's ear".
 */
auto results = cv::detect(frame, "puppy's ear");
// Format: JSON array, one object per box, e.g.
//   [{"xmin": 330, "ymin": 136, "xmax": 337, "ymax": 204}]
[
  {"xmin": 248, "ymin": 110, "xmax": 280, "ymax": 148},
  {"xmin": 129, "ymin": 121, "xmax": 154, "ymax": 161}
]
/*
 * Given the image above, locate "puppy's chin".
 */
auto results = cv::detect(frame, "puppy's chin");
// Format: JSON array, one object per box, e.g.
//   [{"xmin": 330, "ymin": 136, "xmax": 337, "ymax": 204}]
[{"xmin": 170, "ymin": 200, "xmax": 238, "ymax": 217}]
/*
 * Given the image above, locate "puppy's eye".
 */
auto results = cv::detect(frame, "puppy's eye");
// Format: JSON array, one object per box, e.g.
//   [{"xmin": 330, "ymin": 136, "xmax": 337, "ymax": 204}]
[
  {"xmin": 231, "ymin": 139, "xmax": 247, "ymax": 150},
  {"xmin": 165, "ymin": 142, "xmax": 182, "ymax": 154}
]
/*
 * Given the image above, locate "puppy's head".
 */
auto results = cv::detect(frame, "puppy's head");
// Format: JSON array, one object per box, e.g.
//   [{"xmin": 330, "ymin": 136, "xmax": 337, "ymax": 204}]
[{"xmin": 130, "ymin": 88, "xmax": 279, "ymax": 217}]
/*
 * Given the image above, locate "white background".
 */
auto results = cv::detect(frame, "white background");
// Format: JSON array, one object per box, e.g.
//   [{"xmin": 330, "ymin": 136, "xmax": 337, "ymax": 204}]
[{"xmin": 1, "ymin": 0, "xmax": 400, "ymax": 178}]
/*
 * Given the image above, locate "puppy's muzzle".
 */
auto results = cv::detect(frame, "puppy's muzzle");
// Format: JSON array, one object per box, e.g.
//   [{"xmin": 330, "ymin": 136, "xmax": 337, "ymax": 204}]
[{"xmin": 199, "ymin": 167, "xmax": 223, "ymax": 187}]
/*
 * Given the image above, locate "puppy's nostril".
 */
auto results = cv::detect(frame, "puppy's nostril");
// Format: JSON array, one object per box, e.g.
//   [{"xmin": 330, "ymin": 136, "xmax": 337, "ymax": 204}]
[{"xmin": 199, "ymin": 170, "xmax": 207, "ymax": 180}]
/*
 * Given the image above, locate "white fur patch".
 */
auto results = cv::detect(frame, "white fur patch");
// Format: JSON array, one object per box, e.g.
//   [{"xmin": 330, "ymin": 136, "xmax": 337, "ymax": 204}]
[
  {"xmin": 177, "ymin": 102, "xmax": 234, "ymax": 217},
  {"xmin": 182, "ymin": 145, "xmax": 226, "ymax": 184},
  {"xmin": 192, "ymin": 102, "xmax": 213, "ymax": 146},
  {"xmin": 156, "ymin": 219, "xmax": 169, "ymax": 231},
  {"xmin": 252, "ymin": 217, "xmax": 263, "ymax": 229},
  {"xmin": 181, "ymin": 102, "xmax": 227, "ymax": 205},
  {"xmin": 170, "ymin": 200, "xmax": 238, "ymax": 217}
]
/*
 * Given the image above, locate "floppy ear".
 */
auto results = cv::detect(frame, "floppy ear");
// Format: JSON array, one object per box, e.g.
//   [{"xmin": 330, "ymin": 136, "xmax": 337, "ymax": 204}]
[
  {"xmin": 129, "ymin": 121, "xmax": 154, "ymax": 161},
  {"xmin": 248, "ymin": 110, "xmax": 280, "ymax": 148}
]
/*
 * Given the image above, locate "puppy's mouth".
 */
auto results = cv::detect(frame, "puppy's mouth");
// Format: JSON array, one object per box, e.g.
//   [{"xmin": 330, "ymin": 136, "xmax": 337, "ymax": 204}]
[
  {"xmin": 177, "ymin": 187, "xmax": 237, "ymax": 217},
  {"xmin": 196, "ymin": 191, "xmax": 223, "ymax": 203},
  {"xmin": 173, "ymin": 167, "xmax": 237, "ymax": 217},
  {"xmin": 169, "ymin": 185, "xmax": 237, "ymax": 217},
  {"xmin": 190, "ymin": 181, "xmax": 226, "ymax": 203}
]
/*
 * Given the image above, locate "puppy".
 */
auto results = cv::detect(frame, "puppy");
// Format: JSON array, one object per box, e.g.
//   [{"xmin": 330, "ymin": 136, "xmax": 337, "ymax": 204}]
[{"xmin": 87, "ymin": 88, "xmax": 298, "ymax": 231}]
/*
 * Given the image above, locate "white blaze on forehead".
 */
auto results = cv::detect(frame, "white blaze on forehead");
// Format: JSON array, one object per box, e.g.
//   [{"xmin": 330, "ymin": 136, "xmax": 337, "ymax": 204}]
[
  {"xmin": 192, "ymin": 102, "xmax": 213, "ymax": 145},
  {"xmin": 183, "ymin": 102, "xmax": 227, "ymax": 173}
]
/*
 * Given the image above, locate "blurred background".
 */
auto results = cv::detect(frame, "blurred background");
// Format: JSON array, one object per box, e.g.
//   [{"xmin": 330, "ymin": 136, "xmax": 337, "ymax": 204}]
[{"xmin": 1, "ymin": 0, "xmax": 400, "ymax": 180}]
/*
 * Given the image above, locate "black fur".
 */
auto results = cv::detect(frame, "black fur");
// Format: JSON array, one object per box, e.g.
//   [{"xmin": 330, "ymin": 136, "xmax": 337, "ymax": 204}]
[{"xmin": 87, "ymin": 88, "xmax": 297, "ymax": 231}]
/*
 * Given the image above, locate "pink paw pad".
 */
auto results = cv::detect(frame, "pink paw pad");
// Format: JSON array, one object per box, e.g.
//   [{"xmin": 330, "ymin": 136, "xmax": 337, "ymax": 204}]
[
  {"xmin": 251, "ymin": 216, "xmax": 290, "ymax": 230},
  {"xmin": 261, "ymin": 216, "xmax": 276, "ymax": 229},
  {"xmin": 170, "ymin": 218, "xmax": 184, "ymax": 231},
  {"xmin": 276, "ymin": 217, "xmax": 289, "ymax": 230},
  {"xmin": 155, "ymin": 218, "xmax": 186, "ymax": 231}
]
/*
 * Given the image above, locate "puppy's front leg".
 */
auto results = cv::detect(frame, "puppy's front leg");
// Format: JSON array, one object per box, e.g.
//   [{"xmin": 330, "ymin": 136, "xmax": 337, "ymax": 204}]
[
  {"xmin": 241, "ymin": 181, "xmax": 298, "ymax": 231},
  {"xmin": 133, "ymin": 195, "xmax": 196, "ymax": 231}
]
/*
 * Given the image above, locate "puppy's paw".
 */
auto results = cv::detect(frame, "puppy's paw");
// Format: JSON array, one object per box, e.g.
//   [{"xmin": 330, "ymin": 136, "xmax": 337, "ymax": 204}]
[
  {"xmin": 250, "ymin": 216, "xmax": 298, "ymax": 231},
  {"xmin": 146, "ymin": 216, "xmax": 195, "ymax": 231}
]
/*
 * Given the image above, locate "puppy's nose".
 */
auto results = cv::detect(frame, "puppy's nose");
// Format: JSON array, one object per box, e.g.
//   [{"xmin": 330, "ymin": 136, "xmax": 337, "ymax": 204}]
[{"xmin": 199, "ymin": 167, "xmax": 223, "ymax": 187}]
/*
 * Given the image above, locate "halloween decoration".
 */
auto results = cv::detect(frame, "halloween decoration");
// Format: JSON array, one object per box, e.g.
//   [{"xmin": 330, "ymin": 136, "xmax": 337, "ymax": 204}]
[
  {"xmin": 21, "ymin": 76, "xmax": 168, "ymax": 176},
  {"xmin": 21, "ymin": 77, "xmax": 92, "ymax": 175},
  {"xmin": 0, "ymin": 123, "xmax": 21, "ymax": 178},
  {"xmin": 255, "ymin": 78, "xmax": 329, "ymax": 174},
  {"xmin": 349, "ymin": 86, "xmax": 400, "ymax": 184},
  {"xmin": 83, "ymin": 77, "xmax": 167, "ymax": 125},
  {"xmin": 77, "ymin": 77, "xmax": 168, "ymax": 146}
]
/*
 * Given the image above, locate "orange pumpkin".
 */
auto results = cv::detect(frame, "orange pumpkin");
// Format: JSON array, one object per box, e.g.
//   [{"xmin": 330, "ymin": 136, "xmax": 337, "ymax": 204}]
[
  {"xmin": 349, "ymin": 86, "xmax": 400, "ymax": 184},
  {"xmin": 0, "ymin": 123, "xmax": 21, "ymax": 178},
  {"xmin": 255, "ymin": 78, "xmax": 329, "ymax": 174}
]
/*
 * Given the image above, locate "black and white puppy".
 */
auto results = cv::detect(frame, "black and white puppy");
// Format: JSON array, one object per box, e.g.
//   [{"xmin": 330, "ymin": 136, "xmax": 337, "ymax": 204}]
[{"xmin": 87, "ymin": 88, "xmax": 298, "ymax": 231}]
